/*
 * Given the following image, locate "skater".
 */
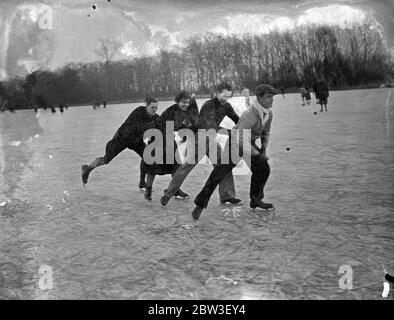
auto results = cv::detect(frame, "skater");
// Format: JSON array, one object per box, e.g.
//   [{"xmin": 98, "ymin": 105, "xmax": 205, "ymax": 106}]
[
  {"xmin": 81, "ymin": 97, "xmax": 160, "ymax": 185},
  {"xmin": 191, "ymin": 84, "xmax": 279, "ymax": 220},
  {"xmin": 138, "ymin": 91, "xmax": 199, "ymax": 191},
  {"xmin": 300, "ymin": 86, "xmax": 307, "ymax": 106},
  {"xmin": 160, "ymin": 82, "xmax": 242, "ymax": 207},
  {"xmin": 314, "ymin": 77, "xmax": 329, "ymax": 112},
  {"xmin": 140, "ymin": 90, "xmax": 198, "ymax": 200},
  {"xmin": 305, "ymin": 85, "xmax": 311, "ymax": 105},
  {"xmin": 312, "ymin": 83, "xmax": 318, "ymax": 104},
  {"xmin": 280, "ymin": 87, "xmax": 285, "ymax": 98},
  {"xmin": 242, "ymin": 88, "xmax": 251, "ymax": 108},
  {"xmin": 92, "ymin": 102, "xmax": 100, "ymax": 110}
]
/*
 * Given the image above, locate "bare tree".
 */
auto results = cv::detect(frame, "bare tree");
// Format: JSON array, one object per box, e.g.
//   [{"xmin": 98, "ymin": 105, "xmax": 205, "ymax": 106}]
[
  {"xmin": 95, "ymin": 38, "xmax": 122, "ymax": 102},
  {"xmin": 95, "ymin": 38, "xmax": 122, "ymax": 65}
]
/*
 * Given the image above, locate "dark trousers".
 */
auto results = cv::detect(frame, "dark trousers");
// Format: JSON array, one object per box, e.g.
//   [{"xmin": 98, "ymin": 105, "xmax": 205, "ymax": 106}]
[
  {"xmin": 194, "ymin": 154, "xmax": 270, "ymax": 208},
  {"xmin": 103, "ymin": 136, "xmax": 145, "ymax": 164},
  {"xmin": 163, "ymin": 131, "xmax": 236, "ymax": 200}
]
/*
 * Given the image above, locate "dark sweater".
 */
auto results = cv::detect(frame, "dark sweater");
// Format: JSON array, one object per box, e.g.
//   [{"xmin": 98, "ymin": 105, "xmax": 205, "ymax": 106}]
[
  {"xmin": 314, "ymin": 81, "xmax": 329, "ymax": 96},
  {"xmin": 196, "ymin": 97, "xmax": 239, "ymax": 131},
  {"xmin": 115, "ymin": 106, "xmax": 160, "ymax": 143},
  {"xmin": 159, "ymin": 99, "xmax": 199, "ymax": 133}
]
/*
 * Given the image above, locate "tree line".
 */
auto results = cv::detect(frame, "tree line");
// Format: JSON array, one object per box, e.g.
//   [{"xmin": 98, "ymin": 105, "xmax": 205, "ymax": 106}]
[{"xmin": 0, "ymin": 23, "xmax": 393, "ymax": 110}]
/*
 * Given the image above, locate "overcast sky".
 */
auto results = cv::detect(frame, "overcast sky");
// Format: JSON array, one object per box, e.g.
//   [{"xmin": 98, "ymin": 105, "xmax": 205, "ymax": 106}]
[{"xmin": 0, "ymin": 0, "xmax": 393, "ymax": 79}]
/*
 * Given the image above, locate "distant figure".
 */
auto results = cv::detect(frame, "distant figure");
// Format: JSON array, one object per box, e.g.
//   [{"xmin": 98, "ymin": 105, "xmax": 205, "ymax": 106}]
[
  {"xmin": 7, "ymin": 103, "xmax": 16, "ymax": 113},
  {"xmin": 314, "ymin": 77, "xmax": 329, "ymax": 112},
  {"xmin": 103, "ymin": 101, "xmax": 107, "ymax": 109},
  {"xmin": 34, "ymin": 108, "xmax": 38, "ymax": 113},
  {"xmin": 242, "ymin": 88, "xmax": 251, "ymax": 108},
  {"xmin": 312, "ymin": 83, "xmax": 320, "ymax": 105},
  {"xmin": 0, "ymin": 100, "xmax": 6, "ymax": 113},
  {"xmin": 65, "ymin": 105, "xmax": 69, "ymax": 110},
  {"xmin": 51, "ymin": 106, "xmax": 56, "ymax": 114},
  {"xmin": 59, "ymin": 105, "xmax": 64, "ymax": 114},
  {"xmin": 300, "ymin": 86, "xmax": 307, "ymax": 106},
  {"xmin": 280, "ymin": 87, "xmax": 285, "ymax": 98},
  {"xmin": 92, "ymin": 102, "xmax": 100, "ymax": 110},
  {"xmin": 305, "ymin": 85, "xmax": 311, "ymax": 105}
]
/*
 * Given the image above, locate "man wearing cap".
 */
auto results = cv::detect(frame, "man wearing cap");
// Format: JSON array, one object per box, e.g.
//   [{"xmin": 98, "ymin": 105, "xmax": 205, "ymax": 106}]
[{"xmin": 191, "ymin": 84, "xmax": 279, "ymax": 220}]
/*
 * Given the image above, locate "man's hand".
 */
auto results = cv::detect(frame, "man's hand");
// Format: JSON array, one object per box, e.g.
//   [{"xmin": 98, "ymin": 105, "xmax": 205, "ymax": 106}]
[
  {"xmin": 181, "ymin": 119, "xmax": 192, "ymax": 128},
  {"xmin": 144, "ymin": 120, "xmax": 156, "ymax": 130},
  {"xmin": 153, "ymin": 118, "xmax": 163, "ymax": 128},
  {"xmin": 258, "ymin": 149, "xmax": 269, "ymax": 161}
]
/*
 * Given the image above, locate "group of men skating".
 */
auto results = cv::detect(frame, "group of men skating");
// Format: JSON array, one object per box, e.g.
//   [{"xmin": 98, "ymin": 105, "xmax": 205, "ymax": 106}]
[{"xmin": 82, "ymin": 82, "xmax": 280, "ymax": 220}]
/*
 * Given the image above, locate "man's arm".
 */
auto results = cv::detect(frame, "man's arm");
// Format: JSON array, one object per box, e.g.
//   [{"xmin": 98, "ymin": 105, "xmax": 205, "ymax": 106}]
[
  {"xmin": 121, "ymin": 108, "xmax": 156, "ymax": 134},
  {"xmin": 189, "ymin": 98, "xmax": 199, "ymax": 117},
  {"xmin": 325, "ymin": 83, "xmax": 329, "ymax": 97},
  {"xmin": 159, "ymin": 106, "xmax": 175, "ymax": 132},
  {"xmin": 160, "ymin": 105, "xmax": 175, "ymax": 122},
  {"xmin": 235, "ymin": 113, "xmax": 260, "ymax": 158},
  {"xmin": 196, "ymin": 100, "xmax": 215, "ymax": 129},
  {"xmin": 261, "ymin": 111, "xmax": 273, "ymax": 150},
  {"xmin": 226, "ymin": 104, "xmax": 240, "ymax": 125}
]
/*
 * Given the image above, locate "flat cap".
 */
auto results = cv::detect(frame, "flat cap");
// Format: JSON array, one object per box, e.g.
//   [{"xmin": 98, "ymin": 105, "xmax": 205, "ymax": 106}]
[{"xmin": 255, "ymin": 84, "xmax": 281, "ymax": 96}]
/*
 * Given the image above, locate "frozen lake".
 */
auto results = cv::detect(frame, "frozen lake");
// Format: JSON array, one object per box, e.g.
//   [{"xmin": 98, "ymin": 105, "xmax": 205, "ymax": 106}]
[{"xmin": 0, "ymin": 88, "xmax": 393, "ymax": 299}]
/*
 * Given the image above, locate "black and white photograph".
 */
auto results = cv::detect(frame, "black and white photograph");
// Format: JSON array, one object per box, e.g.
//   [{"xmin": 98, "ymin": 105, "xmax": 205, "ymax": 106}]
[{"xmin": 0, "ymin": 0, "xmax": 394, "ymax": 303}]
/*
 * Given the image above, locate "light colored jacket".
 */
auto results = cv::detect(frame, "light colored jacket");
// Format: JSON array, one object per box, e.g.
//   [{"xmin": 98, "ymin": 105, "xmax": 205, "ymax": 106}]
[{"xmin": 231, "ymin": 99, "xmax": 273, "ymax": 157}]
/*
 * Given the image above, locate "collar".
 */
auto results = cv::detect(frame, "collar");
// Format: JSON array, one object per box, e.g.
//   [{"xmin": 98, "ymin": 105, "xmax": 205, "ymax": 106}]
[
  {"xmin": 213, "ymin": 97, "xmax": 227, "ymax": 108},
  {"xmin": 251, "ymin": 97, "xmax": 269, "ymax": 119},
  {"xmin": 176, "ymin": 103, "xmax": 187, "ymax": 111}
]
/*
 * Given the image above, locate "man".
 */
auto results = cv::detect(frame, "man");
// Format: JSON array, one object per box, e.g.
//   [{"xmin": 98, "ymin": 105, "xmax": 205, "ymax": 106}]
[
  {"xmin": 160, "ymin": 82, "xmax": 242, "ymax": 206},
  {"xmin": 314, "ymin": 77, "xmax": 329, "ymax": 112},
  {"xmin": 81, "ymin": 97, "xmax": 160, "ymax": 185},
  {"xmin": 141, "ymin": 90, "xmax": 198, "ymax": 200},
  {"xmin": 305, "ymin": 85, "xmax": 311, "ymax": 105},
  {"xmin": 280, "ymin": 87, "xmax": 285, "ymax": 98},
  {"xmin": 242, "ymin": 88, "xmax": 251, "ymax": 108},
  {"xmin": 300, "ymin": 86, "xmax": 307, "ymax": 106},
  {"xmin": 191, "ymin": 84, "xmax": 279, "ymax": 220}
]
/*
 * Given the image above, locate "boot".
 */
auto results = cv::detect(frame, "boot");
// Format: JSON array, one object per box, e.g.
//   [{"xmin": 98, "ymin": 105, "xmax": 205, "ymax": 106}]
[
  {"xmin": 81, "ymin": 165, "xmax": 92, "ymax": 185},
  {"xmin": 192, "ymin": 206, "xmax": 204, "ymax": 221},
  {"xmin": 250, "ymin": 199, "xmax": 274, "ymax": 211},
  {"xmin": 144, "ymin": 186, "xmax": 152, "ymax": 201},
  {"xmin": 174, "ymin": 189, "xmax": 189, "ymax": 199}
]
